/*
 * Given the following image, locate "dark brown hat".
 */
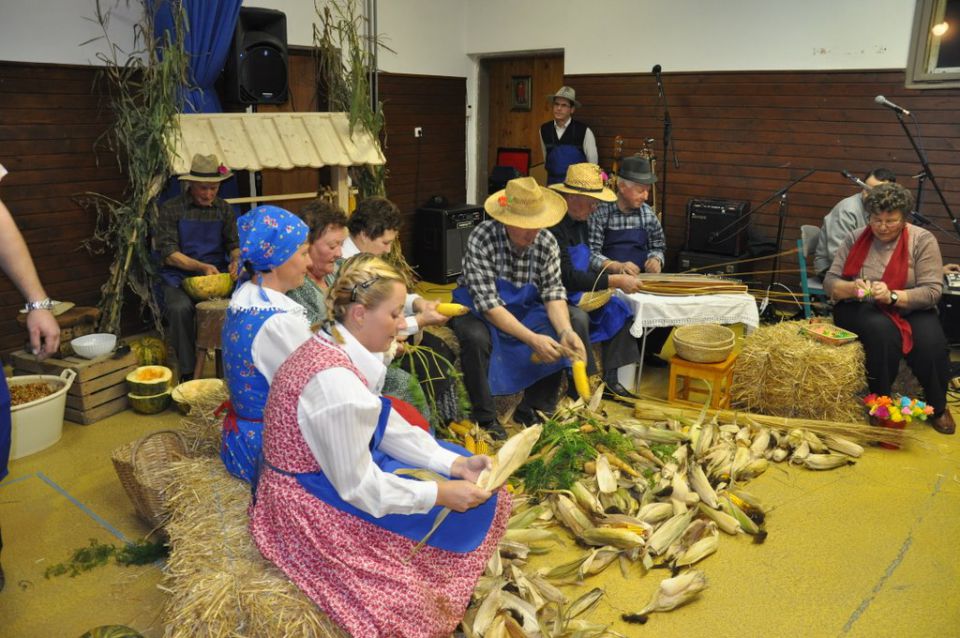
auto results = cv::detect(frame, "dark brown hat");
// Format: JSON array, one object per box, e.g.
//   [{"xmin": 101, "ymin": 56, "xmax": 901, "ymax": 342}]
[{"xmin": 618, "ymin": 154, "xmax": 657, "ymax": 185}]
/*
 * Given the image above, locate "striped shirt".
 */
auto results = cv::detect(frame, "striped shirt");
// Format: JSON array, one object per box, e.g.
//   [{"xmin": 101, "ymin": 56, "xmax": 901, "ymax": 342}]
[
  {"xmin": 460, "ymin": 220, "xmax": 566, "ymax": 312},
  {"xmin": 587, "ymin": 200, "xmax": 665, "ymax": 270}
]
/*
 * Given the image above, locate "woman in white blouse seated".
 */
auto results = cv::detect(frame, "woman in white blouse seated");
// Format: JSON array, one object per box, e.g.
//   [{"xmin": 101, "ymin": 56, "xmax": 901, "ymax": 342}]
[
  {"xmin": 220, "ymin": 206, "xmax": 314, "ymax": 482},
  {"xmin": 249, "ymin": 254, "xmax": 509, "ymax": 638}
]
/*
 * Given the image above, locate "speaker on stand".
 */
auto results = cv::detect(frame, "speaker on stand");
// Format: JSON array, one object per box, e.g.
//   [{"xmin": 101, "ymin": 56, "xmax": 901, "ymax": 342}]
[{"xmin": 221, "ymin": 7, "xmax": 288, "ymax": 106}]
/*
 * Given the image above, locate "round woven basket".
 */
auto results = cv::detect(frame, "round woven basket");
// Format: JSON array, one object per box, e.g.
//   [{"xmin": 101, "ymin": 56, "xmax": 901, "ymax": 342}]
[
  {"xmin": 673, "ymin": 323, "xmax": 736, "ymax": 363},
  {"xmin": 111, "ymin": 430, "xmax": 188, "ymax": 532},
  {"xmin": 578, "ymin": 289, "xmax": 613, "ymax": 312}
]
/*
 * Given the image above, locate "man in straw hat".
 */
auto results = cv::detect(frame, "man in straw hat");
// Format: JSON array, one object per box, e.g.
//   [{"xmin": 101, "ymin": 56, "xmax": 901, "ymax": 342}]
[
  {"xmin": 549, "ymin": 163, "xmax": 646, "ymax": 400},
  {"xmin": 156, "ymin": 153, "xmax": 240, "ymax": 381},
  {"xmin": 540, "ymin": 85, "xmax": 598, "ymax": 185},
  {"xmin": 588, "ymin": 153, "xmax": 671, "ymax": 366},
  {"xmin": 450, "ymin": 176, "xmax": 590, "ymax": 438}
]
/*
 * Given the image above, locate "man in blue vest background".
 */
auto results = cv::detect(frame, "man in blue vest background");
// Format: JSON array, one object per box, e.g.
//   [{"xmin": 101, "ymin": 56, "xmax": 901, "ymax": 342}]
[{"xmin": 540, "ymin": 86, "xmax": 598, "ymax": 185}]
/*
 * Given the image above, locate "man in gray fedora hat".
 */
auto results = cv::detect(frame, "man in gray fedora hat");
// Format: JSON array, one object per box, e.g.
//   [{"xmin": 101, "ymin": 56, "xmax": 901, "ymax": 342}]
[
  {"xmin": 156, "ymin": 153, "xmax": 240, "ymax": 381},
  {"xmin": 540, "ymin": 85, "xmax": 598, "ymax": 185},
  {"xmin": 587, "ymin": 153, "xmax": 671, "ymax": 366}
]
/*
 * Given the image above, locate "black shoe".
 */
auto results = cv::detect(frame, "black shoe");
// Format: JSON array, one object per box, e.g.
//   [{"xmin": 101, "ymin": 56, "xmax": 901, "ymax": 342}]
[
  {"xmin": 643, "ymin": 355, "xmax": 668, "ymax": 369},
  {"xmin": 603, "ymin": 380, "xmax": 638, "ymax": 403},
  {"xmin": 513, "ymin": 406, "xmax": 542, "ymax": 427},
  {"xmin": 479, "ymin": 420, "xmax": 508, "ymax": 441}
]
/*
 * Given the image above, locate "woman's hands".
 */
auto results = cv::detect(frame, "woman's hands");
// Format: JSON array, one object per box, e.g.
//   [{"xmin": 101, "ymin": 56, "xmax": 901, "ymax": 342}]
[
  {"xmin": 451, "ymin": 454, "xmax": 491, "ymax": 482},
  {"xmin": 435, "ymin": 454, "xmax": 493, "ymax": 512},
  {"xmin": 436, "ymin": 480, "xmax": 492, "ymax": 512}
]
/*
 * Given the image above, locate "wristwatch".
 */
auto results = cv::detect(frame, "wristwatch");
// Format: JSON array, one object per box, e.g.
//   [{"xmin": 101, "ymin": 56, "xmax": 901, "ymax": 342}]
[
  {"xmin": 23, "ymin": 297, "xmax": 54, "ymax": 312},
  {"xmin": 889, "ymin": 291, "xmax": 899, "ymax": 306}
]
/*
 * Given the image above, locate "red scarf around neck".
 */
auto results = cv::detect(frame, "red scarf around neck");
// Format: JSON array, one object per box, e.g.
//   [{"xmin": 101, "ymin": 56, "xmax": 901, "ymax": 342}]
[{"xmin": 841, "ymin": 224, "xmax": 912, "ymax": 354}]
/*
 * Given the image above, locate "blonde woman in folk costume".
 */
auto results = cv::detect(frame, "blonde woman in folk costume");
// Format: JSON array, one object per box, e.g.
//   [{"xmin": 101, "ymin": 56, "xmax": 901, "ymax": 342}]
[{"xmin": 249, "ymin": 254, "xmax": 509, "ymax": 638}]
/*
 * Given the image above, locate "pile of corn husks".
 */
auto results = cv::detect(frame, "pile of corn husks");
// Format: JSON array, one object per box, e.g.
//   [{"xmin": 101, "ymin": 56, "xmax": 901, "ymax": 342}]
[{"xmin": 451, "ymin": 389, "xmax": 889, "ymax": 637}]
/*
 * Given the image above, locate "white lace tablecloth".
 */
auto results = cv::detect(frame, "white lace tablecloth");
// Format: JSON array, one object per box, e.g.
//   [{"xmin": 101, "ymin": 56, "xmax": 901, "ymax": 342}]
[{"xmin": 615, "ymin": 290, "xmax": 760, "ymax": 338}]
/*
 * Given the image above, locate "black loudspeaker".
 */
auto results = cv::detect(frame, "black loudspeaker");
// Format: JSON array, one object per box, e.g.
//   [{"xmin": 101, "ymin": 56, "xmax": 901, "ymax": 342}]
[
  {"xmin": 685, "ymin": 198, "xmax": 750, "ymax": 257},
  {"xmin": 414, "ymin": 204, "xmax": 485, "ymax": 283},
  {"xmin": 222, "ymin": 7, "xmax": 288, "ymax": 105}
]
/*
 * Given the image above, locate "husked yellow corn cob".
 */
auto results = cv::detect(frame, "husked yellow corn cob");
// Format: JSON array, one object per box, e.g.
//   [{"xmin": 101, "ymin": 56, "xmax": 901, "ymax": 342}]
[
  {"xmin": 572, "ymin": 360, "xmax": 591, "ymax": 401},
  {"xmin": 436, "ymin": 302, "xmax": 469, "ymax": 317},
  {"xmin": 464, "ymin": 433, "xmax": 477, "ymax": 454},
  {"xmin": 475, "ymin": 438, "xmax": 490, "ymax": 455},
  {"xmin": 448, "ymin": 420, "xmax": 472, "ymax": 436}
]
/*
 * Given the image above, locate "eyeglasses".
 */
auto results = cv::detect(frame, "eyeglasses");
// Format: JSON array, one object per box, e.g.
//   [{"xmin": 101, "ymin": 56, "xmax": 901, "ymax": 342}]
[
  {"xmin": 350, "ymin": 276, "xmax": 381, "ymax": 302},
  {"xmin": 869, "ymin": 218, "xmax": 904, "ymax": 228}
]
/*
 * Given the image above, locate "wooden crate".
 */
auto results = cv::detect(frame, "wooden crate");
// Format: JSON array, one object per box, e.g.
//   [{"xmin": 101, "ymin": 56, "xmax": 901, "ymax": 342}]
[{"xmin": 10, "ymin": 348, "xmax": 139, "ymax": 424}]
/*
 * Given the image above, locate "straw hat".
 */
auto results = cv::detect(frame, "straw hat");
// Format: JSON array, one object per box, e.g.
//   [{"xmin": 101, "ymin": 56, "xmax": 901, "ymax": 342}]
[
  {"xmin": 179, "ymin": 153, "xmax": 233, "ymax": 182},
  {"xmin": 484, "ymin": 176, "xmax": 567, "ymax": 229},
  {"xmin": 550, "ymin": 163, "xmax": 616, "ymax": 202},
  {"xmin": 546, "ymin": 85, "xmax": 581, "ymax": 108}
]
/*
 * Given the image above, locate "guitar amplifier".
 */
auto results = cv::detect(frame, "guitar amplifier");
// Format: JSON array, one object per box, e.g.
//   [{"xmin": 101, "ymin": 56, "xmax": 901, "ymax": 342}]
[
  {"xmin": 414, "ymin": 204, "xmax": 485, "ymax": 283},
  {"xmin": 685, "ymin": 198, "xmax": 750, "ymax": 257}
]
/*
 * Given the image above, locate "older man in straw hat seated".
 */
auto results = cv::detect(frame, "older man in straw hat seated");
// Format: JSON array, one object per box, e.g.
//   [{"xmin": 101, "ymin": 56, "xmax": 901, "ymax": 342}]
[
  {"xmin": 450, "ymin": 177, "xmax": 590, "ymax": 439},
  {"xmin": 549, "ymin": 163, "xmax": 646, "ymax": 400},
  {"xmin": 156, "ymin": 153, "xmax": 240, "ymax": 381}
]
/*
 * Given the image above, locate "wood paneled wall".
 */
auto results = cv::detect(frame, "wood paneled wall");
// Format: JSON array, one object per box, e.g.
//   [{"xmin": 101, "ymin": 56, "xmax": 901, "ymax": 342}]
[
  {"xmin": 0, "ymin": 61, "xmax": 126, "ymax": 356},
  {"xmin": 570, "ymin": 70, "xmax": 960, "ymax": 280},
  {"xmin": 378, "ymin": 72, "xmax": 467, "ymax": 258},
  {"xmin": 486, "ymin": 54, "xmax": 564, "ymax": 171}
]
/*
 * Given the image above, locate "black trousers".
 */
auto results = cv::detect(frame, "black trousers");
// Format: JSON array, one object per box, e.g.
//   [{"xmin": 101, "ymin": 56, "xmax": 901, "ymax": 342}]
[
  {"xmin": 451, "ymin": 306, "xmax": 591, "ymax": 424},
  {"xmin": 600, "ymin": 324, "xmax": 671, "ymax": 380},
  {"xmin": 833, "ymin": 302, "xmax": 950, "ymax": 413},
  {"xmin": 162, "ymin": 284, "xmax": 197, "ymax": 377}
]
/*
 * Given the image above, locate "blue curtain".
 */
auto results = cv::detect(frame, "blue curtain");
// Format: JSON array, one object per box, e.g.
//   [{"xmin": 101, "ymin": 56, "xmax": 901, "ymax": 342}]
[
  {"xmin": 154, "ymin": 0, "xmax": 243, "ymax": 205},
  {"xmin": 154, "ymin": 0, "xmax": 242, "ymax": 114}
]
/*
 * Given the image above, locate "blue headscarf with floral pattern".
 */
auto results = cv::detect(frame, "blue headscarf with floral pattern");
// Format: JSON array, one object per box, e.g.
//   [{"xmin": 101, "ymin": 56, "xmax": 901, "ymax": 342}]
[{"xmin": 238, "ymin": 205, "xmax": 308, "ymax": 273}]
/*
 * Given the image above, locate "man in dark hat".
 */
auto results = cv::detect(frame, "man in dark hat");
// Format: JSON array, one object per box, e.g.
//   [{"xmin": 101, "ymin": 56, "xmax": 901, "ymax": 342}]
[
  {"xmin": 156, "ymin": 153, "xmax": 240, "ymax": 381},
  {"xmin": 540, "ymin": 85, "xmax": 598, "ymax": 185},
  {"xmin": 587, "ymin": 154, "xmax": 670, "ymax": 366}
]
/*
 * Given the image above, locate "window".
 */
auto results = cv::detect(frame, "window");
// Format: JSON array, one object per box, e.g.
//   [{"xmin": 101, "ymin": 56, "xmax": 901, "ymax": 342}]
[{"xmin": 906, "ymin": 0, "xmax": 960, "ymax": 88}]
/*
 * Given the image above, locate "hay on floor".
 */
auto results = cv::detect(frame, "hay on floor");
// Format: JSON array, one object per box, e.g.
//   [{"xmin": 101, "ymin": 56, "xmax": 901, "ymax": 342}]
[
  {"xmin": 161, "ymin": 457, "xmax": 348, "ymax": 638},
  {"xmin": 731, "ymin": 320, "xmax": 867, "ymax": 422}
]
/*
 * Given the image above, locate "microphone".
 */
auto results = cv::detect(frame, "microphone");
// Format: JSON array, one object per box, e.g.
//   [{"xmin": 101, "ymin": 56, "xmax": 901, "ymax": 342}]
[
  {"xmin": 840, "ymin": 170, "xmax": 869, "ymax": 190},
  {"xmin": 652, "ymin": 64, "xmax": 663, "ymax": 97},
  {"xmin": 874, "ymin": 95, "xmax": 911, "ymax": 116}
]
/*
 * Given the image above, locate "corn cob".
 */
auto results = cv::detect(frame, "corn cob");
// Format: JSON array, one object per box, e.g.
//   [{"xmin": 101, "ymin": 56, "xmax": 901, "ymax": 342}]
[
  {"xmin": 572, "ymin": 359, "xmax": 591, "ymax": 401},
  {"xmin": 803, "ymin": 453, "xmax": 856, "ymax": 470},
  {"xmin": 436, "ymin": 302, "xmax": 469, "ymax": 317},
  {"xmin": 581, "ymin": 526, "xmax": 646, "ymax": 549},
  {"xmin": 697, "ymin": 502, "xmax": 741, "ymax": 535}
]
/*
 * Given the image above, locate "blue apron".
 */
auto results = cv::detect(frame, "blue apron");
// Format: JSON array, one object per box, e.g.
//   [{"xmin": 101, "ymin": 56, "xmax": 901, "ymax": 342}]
[
  {"xmin": 546, "ymin": 145, "xmax": 587, "ymax": 185},
  {"xmin": 159, "ymin": 218, "xmax": 227, "ymax": 287},
  {"xmin": 453, "ymin": 280, "xmax": 568, "ymax": 396},
  {"xmin": 602, "ymin": 226, "xmax": 649, "ymax": 268},
  {"xmin": 270, "ymin": 397, "xmax": 498, "ymax": 553},
  {"xmin": 566, "ymin": 243, "xmax": 632, "ymax": 344},
  {"xmin": 1, "ymin": 369, "xmax": 10, "ymax": 482}
]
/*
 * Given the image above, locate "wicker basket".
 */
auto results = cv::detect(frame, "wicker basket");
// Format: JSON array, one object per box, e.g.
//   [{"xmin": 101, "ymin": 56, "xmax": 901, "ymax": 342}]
[
  {"xmin": 578, "ymin": 289, "xmax": 614, "ymax": 312},
  {"xmin": 673, "ymin": 324, "xmax": 736, "ymax": 363},
  {"xmin": 111, "ymin": 429, "xmax": 189, "ymax": 531}
]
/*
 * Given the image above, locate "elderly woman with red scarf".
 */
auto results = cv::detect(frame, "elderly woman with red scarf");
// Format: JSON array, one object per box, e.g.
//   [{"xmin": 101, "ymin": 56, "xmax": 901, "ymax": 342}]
[{"xmin": 824, "ymin": 182, "xmax": 954, "ymax": 435}]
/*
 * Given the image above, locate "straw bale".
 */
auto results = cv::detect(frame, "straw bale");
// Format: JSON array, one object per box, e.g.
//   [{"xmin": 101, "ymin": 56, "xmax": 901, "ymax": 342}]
[
  {"xmin": 177, "ymin": 387, "xmax": 228, "ymax": 458},
  {"xmin": 731, "ymin": 321, "xmax": 867, "ymax": 422},
  {"xmin": 160, "ymin": 457, "xmax": 347, "ymax": 638}
]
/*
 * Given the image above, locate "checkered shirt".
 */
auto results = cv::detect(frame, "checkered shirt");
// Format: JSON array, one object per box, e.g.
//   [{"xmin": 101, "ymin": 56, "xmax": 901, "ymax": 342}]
[
  {"xmin": 155, "ymin": 191, "xmax": 239, "ymax": 260},
  {"xmin": 587, "ymin": 200, "xmax": 665, "ymax": 270},
  {"xmin": 460, "ymin": 220, "xmax": 566, "ymax": 312}
]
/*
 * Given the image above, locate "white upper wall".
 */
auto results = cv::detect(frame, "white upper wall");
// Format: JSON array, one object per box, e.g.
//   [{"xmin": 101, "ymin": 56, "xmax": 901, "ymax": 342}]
[
  {"xmin": 464, "ymin": 0, "xmax": 917, "ymax": 72},
  {"xmin": 0, "ymin": 0, "xmax": 917, "ymax": 72}
]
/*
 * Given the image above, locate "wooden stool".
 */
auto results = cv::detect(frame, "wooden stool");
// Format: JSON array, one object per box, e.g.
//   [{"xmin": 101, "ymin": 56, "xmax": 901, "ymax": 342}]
[
  {"xmin": 667, "ymin": 352, "xmax": 737, "ymax": 408},
  {"xmin": 194, "ymin": 299, "xmax": 229, "ymax": 379}
]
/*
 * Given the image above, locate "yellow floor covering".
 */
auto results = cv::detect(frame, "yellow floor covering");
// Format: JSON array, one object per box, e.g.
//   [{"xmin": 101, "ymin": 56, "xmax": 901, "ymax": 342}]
[{"xmin": 1, "ymin": 353, "xmax": 959, "ymax": 637}]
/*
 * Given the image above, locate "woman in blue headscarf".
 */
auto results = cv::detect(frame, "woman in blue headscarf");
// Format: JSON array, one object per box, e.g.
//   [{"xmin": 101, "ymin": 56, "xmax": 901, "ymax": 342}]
[{"xmin": 220, "ymin": 205, "xmax": 313, "ymax": 482}]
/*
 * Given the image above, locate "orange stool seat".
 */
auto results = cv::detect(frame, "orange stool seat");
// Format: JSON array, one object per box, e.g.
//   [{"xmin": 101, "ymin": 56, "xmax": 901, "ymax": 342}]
[{"xmin": 667, "ymin": 352, "xmax": 737, "ymax": 408}]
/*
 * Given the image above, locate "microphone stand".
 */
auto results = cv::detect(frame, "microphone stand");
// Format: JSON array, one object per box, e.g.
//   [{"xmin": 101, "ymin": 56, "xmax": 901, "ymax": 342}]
[
  {"xmin": 710, "ymin": 168, "xmax": 819, "ymax": 289},
  {"xmin": 892, "ymin": 110, "xmax": 960, "ymax": 240},
  {"xmin": 654, "ymin": 69, "xmax": 678, "ymax": 219}
]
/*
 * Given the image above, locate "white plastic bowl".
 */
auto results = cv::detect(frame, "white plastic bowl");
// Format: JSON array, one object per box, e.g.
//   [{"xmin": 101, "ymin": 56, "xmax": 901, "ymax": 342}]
[{"xmin": 70, "ymin": 333, "xmax": 117, "ymax": 359}]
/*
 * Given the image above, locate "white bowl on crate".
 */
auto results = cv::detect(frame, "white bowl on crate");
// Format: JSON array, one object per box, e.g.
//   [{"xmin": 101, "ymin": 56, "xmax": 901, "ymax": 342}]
[{"xmin": 70, "ymin": 333, "xmax": 117, "ymax": 359}]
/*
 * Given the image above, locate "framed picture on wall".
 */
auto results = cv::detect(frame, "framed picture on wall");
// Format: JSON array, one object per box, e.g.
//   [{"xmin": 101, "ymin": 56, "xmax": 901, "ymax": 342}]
[{"xmin": 511, "ymin": 76, "xmax": 532, "ymax": 111}]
